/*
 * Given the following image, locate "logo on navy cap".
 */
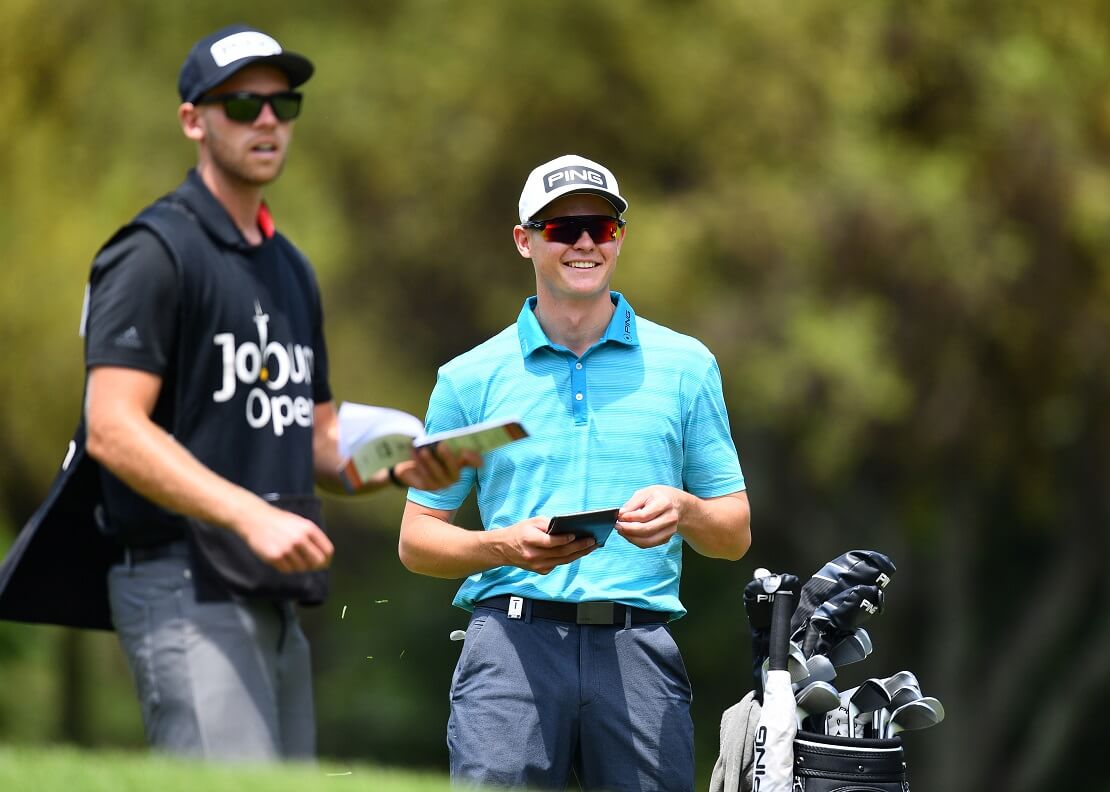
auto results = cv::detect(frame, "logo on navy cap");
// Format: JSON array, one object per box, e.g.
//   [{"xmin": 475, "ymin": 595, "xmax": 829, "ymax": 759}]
[
  {"xmin": 209, "ymin": 31, "xmax": 283, "ymax": 67},
  {"xmin": 543, "ymin": 166, "xmax": 607, "ymax": 193}
]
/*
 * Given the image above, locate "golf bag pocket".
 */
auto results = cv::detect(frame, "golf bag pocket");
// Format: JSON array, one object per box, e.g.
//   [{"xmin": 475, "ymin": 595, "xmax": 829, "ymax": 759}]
[{"xmin": 793, "ymin": 731, "xmax": 908, "ymax": 792}]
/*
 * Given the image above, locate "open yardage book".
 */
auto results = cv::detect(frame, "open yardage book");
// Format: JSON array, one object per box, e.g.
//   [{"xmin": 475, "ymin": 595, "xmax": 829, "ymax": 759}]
[{"xmin": 336, "ymin": 402, "xmax": 528, "ymax": 491}]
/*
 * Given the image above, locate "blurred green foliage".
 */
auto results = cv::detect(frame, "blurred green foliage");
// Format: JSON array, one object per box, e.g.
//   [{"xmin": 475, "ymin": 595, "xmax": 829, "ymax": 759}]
[{"xmin": 2, "ymin": 1, "xmax": 1109, "ymax": 790}]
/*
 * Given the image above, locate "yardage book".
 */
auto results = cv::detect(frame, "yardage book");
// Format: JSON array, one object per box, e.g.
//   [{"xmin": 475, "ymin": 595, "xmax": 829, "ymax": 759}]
[{"xmin": 336, "ymin": 402, "xmax": 527, "ymax": 491}]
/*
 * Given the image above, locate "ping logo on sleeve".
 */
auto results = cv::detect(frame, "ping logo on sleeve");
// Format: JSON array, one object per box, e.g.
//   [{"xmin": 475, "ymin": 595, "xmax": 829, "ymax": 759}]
[{"xmin": 543, "ymin": 166, "xmax": 607, "ymax": 193}]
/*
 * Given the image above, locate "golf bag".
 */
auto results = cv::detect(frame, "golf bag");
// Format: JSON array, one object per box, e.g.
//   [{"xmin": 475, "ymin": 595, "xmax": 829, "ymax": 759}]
[
  {"xmin": 708, "ymin": 699, "xmax": 912, "ymax": 792},
  {"xmin": 792, "ymin": 731, "xmax": 909, "ymax": 792},
  {"xmin": 712, "ymin": 552, "xmax": 938, "ymax": 792}
]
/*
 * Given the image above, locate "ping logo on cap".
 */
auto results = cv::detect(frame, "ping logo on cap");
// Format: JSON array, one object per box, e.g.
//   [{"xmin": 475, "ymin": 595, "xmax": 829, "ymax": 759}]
[
  {"xmin": 544, "ymin": 166, "xmax": 607, "ymax": 193},
  {"xmin": 210, "ymin": 31, "xmax": 283, "ymax": 67}
]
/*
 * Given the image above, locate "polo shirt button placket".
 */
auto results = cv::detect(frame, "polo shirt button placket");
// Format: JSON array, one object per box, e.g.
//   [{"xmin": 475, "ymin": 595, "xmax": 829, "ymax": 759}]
[{"xmin": 570, "ymin": 356, "xmax": 588, "ymax": 423}]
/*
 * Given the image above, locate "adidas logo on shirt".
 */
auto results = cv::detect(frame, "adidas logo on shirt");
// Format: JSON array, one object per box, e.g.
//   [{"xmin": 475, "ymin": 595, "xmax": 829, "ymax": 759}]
[{"xmin": 114, "ymin": 326, "xmax": 142, "ymax": 349}]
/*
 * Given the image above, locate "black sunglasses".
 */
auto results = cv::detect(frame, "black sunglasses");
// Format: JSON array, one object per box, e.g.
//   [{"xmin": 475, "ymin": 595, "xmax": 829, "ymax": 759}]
[
  {"xmin": 197, "ymin": 91, "xmax": 303, "ymax": 123},
  {"xmin": 522, "ymin": 215, "xmax": 626, "ymax": 245}
]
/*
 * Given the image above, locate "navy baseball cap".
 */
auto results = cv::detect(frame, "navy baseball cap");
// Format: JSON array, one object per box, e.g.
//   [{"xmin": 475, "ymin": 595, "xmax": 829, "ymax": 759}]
[{"xmin": 178, "ymin": 24, "xmax": 314, "ymax": 103}]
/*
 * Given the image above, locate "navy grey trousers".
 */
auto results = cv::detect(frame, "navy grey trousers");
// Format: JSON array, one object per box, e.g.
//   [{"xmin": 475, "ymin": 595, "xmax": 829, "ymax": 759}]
[
  {"xmin": 448, "ymin": 605, "xmax": 695, "ymax": 791},
  {"xmin": 107, "ymin": 551, "xmax": 315, "ymax": 760}
]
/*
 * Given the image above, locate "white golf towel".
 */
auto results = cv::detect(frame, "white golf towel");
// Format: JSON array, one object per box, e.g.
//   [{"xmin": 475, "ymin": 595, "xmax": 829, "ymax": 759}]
[{"xmin": 708, "ymin": 690, "xmax": 761, "ymax": 792}]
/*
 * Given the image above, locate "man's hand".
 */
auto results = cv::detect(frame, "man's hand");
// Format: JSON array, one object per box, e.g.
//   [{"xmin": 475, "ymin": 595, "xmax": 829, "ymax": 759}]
[
  {"xmin": 393, "ymin": 444, "xmax": 481, "ymax": 491},
  {"xmin": 234, "ymin": 503, "xmax": 335, "ymax": 574},
  {"xmin": 492, "ymin": 516, "xmax": 597, "ymax": 575},
  {"xmin": 616, "ymin": 485, "xmax": 690, "ymax": 549},
  {"xmin": 399, "ymin": 504, "xmax": 600, "ymax": 579}
]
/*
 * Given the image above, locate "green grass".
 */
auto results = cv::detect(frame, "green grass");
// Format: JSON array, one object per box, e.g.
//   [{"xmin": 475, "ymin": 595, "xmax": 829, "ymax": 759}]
[{"xmin": 0, "ymin": 746, "xmax": 453, "ymax": 792}]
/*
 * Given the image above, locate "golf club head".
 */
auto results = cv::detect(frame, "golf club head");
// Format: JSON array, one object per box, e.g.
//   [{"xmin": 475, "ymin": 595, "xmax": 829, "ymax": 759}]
[
  {"xmin": 851, "ymin": 679, "xmax": 893, "ymax": 738},
  {"xmin": 825, "ymin": 627, "xmax": 873, "ymax": 667},
  {"xmin": 791, "ymin": 550, "xmax": 897, "ymax": 635},
  {"xmin": 825, "ymin": 680, "xmax": 884, "ymax": 738},
  {"xmin": 800, "ymin": 584, "xmax": 884, "ymax": 658},
  {"xmin": 920, "ymin": 696, "xmax": 944, "ymax": 719},
  {"xmin": 852, "ymin": 679, "xmax": 892, "ymax": 714},
  {"xmin": 879, "ymin": 670, "xmax": 921, "ymax": 699},
  {"xmin": 792, "ymin": 653, "xmax": 837, "ymax": 692},
  {"xmin": 888, "ymin": 683, "xmax": 923, "ymax": 711},
  {"xmin": 795, "ymin": 680, "xmax": 840, "ymax": 730},
  {"xmin": 887, "ymin": 696, "xmax": 945, "ymax": 737},
  {"xmin": 871, "ymin": 673, "xmax": 922, "ymax": 737},
  {"xmin": 874, "ymin": 685, "xmax": 922, "ymax": 737}
]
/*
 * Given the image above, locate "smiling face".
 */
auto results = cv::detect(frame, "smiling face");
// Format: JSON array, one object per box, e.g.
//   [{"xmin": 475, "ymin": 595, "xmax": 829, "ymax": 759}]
[
  {"xmin": 514, "ymin": 193, "xmax": 625, "ymax": 307},
  {"xmin": 182, "ymin": 64, "xmax": 295, "ymax": 188}
]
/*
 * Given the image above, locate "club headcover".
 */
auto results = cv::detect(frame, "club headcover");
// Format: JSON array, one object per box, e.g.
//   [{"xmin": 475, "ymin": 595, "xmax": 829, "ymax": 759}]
[
  {"xmin": 800, "ymin": 584, "xmax": 884, "ymax": 658},
  {"xmin": 744, "ymin": 572, "xmax": 800, "ymax": 703},
  {"xmin": 743, "ymin": 576, "xmax": 773, "ymax": 702},
  {"xmin": 790, "ymin": 550, "xmax": 896, "ymax": 635}
]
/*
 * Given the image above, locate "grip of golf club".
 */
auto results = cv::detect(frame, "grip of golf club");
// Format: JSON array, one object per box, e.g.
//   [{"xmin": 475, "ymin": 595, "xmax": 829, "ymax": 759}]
[{"xmin": 767, "ymin": 589, "xmax": 797, "ymax": 672}]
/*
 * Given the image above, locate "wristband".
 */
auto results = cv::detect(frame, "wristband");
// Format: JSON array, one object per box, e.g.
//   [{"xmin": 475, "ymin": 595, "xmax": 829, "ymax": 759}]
[{"xmin": 387, "ymin": 465, "xmax": 405, "ymax": 488}]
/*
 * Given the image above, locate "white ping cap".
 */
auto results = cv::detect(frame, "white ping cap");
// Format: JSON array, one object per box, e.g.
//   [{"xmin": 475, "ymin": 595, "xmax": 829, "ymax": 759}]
[{"xmin": 517, "ymin": 154, "xmax": 628, "ymax": 223}]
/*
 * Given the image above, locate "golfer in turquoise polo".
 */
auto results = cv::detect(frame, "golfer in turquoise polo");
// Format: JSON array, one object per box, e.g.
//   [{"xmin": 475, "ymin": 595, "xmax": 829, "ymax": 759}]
[{"xmin": 400, "ymin": 154, "xmax": 751, "ymax": 791}]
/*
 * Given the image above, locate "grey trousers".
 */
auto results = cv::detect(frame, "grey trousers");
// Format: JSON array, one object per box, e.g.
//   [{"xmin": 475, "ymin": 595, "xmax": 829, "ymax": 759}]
[
  {"xmin": 449, "ymin": 607, "xmax": 695, "ymax": 791},
  {"xmin": 107, "ymin": 550, "xmax": 315, "ymax": 760}
]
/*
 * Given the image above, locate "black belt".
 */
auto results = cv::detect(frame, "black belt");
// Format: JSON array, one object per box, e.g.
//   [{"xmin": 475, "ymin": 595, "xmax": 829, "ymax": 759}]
[
  {"xmin": 123, "ymin": 540, "xmax": 190, "ymax": 564},
  {"xmin": 476, "ymin": 595, "xmax": 669, "ymax": 626}
]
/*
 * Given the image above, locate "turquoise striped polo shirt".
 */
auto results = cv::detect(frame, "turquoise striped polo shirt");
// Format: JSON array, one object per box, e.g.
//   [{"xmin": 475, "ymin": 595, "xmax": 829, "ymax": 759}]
[{"xmin": 407, "ymin": 291, "xmax": 745, "ymax": 618}]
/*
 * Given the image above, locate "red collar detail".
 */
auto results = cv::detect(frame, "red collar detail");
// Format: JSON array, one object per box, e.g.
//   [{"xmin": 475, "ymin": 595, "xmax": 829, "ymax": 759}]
[{"xmin": 257, "ymin": 202, "xmax": 276, "ymax": 240}]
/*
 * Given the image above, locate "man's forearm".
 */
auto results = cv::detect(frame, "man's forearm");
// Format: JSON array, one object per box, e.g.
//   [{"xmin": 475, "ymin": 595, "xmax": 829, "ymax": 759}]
[
  {"xmin": 398, "ymin": 511, "xmax": 503, "ymax": 579},
  {"xmin": 312, "ymin": 399, "xmax": 357, "ymax": 493},
  {"xmin": 86, "ymin": 406, "xmax": 266, "ymax": 534},
  {"xmin": 679, "ymin": 491, "xmax": 751, "ymax": 560}
]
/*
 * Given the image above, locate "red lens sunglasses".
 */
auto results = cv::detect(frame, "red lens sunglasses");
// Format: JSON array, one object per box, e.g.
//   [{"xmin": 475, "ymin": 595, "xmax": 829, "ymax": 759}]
[{"xmin": 522, "ymin": 215, "xmax": 626, "ymax": 245}]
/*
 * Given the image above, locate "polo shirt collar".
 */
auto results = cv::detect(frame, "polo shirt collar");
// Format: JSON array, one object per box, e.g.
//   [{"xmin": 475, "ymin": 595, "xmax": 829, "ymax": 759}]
[
  {"xmin": 517, "ymin": 291, "xmax": 641, "ymax": 358},
  {"xmin": 175, "ymin": 168, "xmax": 271, "ymax": 251}
]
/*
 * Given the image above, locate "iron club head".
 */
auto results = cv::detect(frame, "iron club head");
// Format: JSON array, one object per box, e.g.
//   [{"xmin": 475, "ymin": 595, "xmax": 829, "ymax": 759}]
[
  {"xmin": 887, "ymin": 696, "xmax": 945, "ymax": 737},
  {"xmin": 795, "ymin": 680, "xmax": 840, "ymax": 731},
  {"xmin": 826, "ymin": 627, "xmax": 873, "ymax": 667}
]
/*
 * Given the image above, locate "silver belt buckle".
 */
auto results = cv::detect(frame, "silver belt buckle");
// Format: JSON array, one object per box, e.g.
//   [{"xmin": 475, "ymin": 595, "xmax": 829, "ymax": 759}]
[
  {"xmin": 576, "ymin": 602, "xmax": 615, "ymax": 625},
  {"xmin": 507, "ymin": 596, "xmax": 524, "ymax": 620}
]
